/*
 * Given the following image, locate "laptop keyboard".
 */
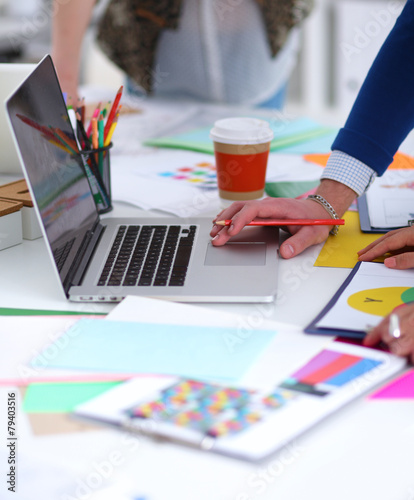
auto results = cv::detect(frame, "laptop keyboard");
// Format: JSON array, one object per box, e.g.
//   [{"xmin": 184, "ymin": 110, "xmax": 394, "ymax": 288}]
[
  {"xmin": 97, "ymin": 225, "xmax": 197, "ymax": 287},
  {"xmin": 53, "ymin": 238, "xmax": 75, "ymax": 272}
]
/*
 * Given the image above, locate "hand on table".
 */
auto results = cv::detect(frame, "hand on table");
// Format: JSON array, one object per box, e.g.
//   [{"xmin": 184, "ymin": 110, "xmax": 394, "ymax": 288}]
[
  {"xmin": 364, "ymin": 304, "xmax": 414, "ymax": 363},
  {"xmin": 358, "ymin": 226, "xmax": 414, "ymax": 269},
  {"xmin": 209, "ymin": 197, "xmax": 334, "ymax": 259}
]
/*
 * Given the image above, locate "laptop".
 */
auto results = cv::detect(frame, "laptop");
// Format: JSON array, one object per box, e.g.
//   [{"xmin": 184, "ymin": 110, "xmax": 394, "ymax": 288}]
[
  {"xmin": 5, "ymin": 55, "xmax": 279, "ymax": 303},
  {"xmin": 0, "ymin": 63, "xmax": 36, "ymax": 174}
]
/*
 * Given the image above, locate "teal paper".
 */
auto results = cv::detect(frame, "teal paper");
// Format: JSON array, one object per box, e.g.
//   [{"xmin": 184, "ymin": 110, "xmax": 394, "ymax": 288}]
[
  {"xmin": 144, "ymin": 118, "xmax": 334, "ymax": 155},
  {"xmin": 278, "ymin": 130, "xmax": 338, "ymax": 154},
  {"xmin": 31, "ymin": 318, "xmax": 277, "ymax": 381}
]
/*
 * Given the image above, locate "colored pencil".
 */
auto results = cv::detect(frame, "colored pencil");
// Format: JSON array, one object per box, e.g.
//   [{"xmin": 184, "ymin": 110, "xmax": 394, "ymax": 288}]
[
  {"xmin": 104, "ymin": 112, "xmax": 119, "ymax": 147},
  {"xmin": 98, "ymin": 114, "xmax": 105, "ymax": 175},
  {"xmin": 104, "ymin": 85, "xmax": 123, "ymax": 138},
  {"xmin": 86, "ymin": 102, "xmax": 101, "ymax": 137},
  {"xmin": 215, "ymin": 219, "xmax": 345, "ymax": 227}
]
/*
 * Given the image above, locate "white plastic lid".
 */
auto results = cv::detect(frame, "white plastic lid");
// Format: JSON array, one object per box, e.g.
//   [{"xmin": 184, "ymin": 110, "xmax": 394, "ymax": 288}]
[{"xmin": 210, "ymin": 117, "xmax": 274, "ymax": 145}]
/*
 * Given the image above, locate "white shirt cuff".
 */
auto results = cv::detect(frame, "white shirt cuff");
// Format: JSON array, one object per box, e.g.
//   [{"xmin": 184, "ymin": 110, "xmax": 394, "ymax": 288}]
[{"xmin": 321, "ymin": 150, "xmax": 377, "ymax": 197}]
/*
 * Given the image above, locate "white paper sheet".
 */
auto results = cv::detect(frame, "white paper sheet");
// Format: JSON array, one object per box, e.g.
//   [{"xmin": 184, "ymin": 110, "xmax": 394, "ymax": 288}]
[
  {"xmin": 110, "ymin": 149, "xmax": 323, "ymax": 216},
  {"xmin": 366, "ymin": 169, "xmax": 414, "ymax": 228}
]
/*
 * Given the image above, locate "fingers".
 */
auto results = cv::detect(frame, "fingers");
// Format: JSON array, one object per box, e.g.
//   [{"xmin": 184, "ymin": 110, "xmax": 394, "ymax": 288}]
[
  {"xmin": 279, "ymin": 226, "xmax": 331, "ymax": 259},
  {"xmin": 357, "ymin": 231, "xmax": 393, "ymax": 256},
  {"xmin": 383, "ymin": 252, "xmax": 414, "ymax": 269},
  {"xmin": 211, "ymin": 199, "xmax": 289, "ymax": 246},
  {"xmin": 358, "ymin": 226, "xmax": 414, "ymax": 262},
  {"xmin": 363, "ymin": 304, "xmax": 414, "ymax": 361},
  {"xmin": 210, "ymin": 201, "xmax": 258, "ymax": 245},
  {"xmin": 210, "ymin": 197, "xmax": 333, "ymax": 249}
]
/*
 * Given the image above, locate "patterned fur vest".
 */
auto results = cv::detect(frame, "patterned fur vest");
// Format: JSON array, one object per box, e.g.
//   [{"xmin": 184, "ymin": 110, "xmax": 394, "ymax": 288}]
[{"xmin": 97, "ymin": 0, "xmax": 314, "ymax": 92}]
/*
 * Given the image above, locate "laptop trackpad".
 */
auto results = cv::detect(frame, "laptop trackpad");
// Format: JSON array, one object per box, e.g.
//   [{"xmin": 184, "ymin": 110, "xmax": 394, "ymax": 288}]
[{"xmin": 205, "ymin": 242, "xmax": 266, "ymax": 266}]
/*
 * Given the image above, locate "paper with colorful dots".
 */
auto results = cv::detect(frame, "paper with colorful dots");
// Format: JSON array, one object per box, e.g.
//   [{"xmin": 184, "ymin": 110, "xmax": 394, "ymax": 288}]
[
  {"xmin": 125, "ymin": 150, "xmax": 218, "ymax": 189},
  {"xmin": 157, "ymin": 161, "xmax": 217, "ymax": 189}
]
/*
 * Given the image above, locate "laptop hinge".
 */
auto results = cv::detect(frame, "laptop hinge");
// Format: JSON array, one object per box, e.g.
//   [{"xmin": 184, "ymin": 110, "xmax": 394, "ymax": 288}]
[{"xmin": 63, "ymin": 222, "xmax": 105, "ymax": 294}]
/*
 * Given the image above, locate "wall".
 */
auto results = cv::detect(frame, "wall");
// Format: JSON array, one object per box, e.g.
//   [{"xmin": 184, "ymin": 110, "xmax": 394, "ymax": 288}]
[{"xmin": 290, "ymin": 0, "xmax": 405, "ymax": 115}]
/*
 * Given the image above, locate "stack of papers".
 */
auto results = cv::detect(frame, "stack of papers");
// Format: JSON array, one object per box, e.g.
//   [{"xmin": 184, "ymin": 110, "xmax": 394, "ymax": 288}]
[{"xmin": 144, "ymin": 117, "xmax": 335, "ymax": 155}]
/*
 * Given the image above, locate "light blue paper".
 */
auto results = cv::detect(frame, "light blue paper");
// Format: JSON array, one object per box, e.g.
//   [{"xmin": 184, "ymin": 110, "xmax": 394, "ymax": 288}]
[{"xmin": 31, "ymin": 318, "xmax": 277, "ymax": 381}]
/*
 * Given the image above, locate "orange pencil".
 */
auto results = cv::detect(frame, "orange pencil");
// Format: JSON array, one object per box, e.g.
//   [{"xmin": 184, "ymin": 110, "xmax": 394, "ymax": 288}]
[
  {"xmin": 86, "ymin": 102, "xmax": 101, "ymax": 137},
  {"xmin": 215, "ymin": 219, "xmax": 345, "ymax": 226}
]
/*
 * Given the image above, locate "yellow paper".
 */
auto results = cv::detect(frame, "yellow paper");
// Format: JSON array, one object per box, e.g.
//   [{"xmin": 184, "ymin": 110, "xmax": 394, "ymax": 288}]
[{"xmin": 314, "ymin": 211, "xmax": 385, "ymax": 268}]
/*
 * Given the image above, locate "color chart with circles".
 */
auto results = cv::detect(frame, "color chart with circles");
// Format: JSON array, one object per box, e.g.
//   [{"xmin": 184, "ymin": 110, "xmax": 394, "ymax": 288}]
[
  {"xmin": 124, "ymin": 347, "xmax": 383, "ymax": 438},
  {"xmin": 125, "ymin": 378, "xmax": 296, "ymax": 438},
  {"xmin": 280, "ymin": 348, "xmax": 382, "ymax": 397},
  {"xmin": 347, "ymin": 286, "xmax": 414, "ymax": 316},
  {"xmin": 158, "ymin": 161, "xmax": 217, "ymax": 189}
]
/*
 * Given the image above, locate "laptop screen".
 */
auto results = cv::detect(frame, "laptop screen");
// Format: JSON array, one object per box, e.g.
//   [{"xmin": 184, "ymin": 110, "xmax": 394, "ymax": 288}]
[{"xmin": 6, "ymin": 56, "xmax": 99, "ymax": 286}]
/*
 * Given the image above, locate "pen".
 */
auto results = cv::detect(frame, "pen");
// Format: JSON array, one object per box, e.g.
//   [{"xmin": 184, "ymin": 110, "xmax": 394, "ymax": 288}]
[
  {"xmin": 215, "ymin": 219, "xmax": 345, "ymax": 227},
  {"xmin": 389, "ymin": 313, "xmax": 401, "ymax": 339}
]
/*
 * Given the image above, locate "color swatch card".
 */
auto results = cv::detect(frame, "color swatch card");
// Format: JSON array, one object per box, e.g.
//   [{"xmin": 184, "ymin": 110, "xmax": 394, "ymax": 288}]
[
  {"xmin": 74, "ymin": 340, "xmax": 405, "ymax": 461},
  {"xmin": 306, "ymin": 261, "xmax": 414, "ymax": 337}
]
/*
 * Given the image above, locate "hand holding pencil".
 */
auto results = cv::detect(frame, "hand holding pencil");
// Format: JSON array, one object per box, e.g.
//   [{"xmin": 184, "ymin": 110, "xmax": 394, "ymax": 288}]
[
  {"xmin": 215, "ymin": 218, "xmax": 345, "ymax": 227},
  {"xmin": 210, "ymin": 195, "xmax": 349, "ymax": 259}
]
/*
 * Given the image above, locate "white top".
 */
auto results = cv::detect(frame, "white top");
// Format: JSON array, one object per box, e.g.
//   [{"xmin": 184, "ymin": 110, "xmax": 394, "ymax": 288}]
[
  {"xmin": 210, "ymin": 117, "xmax": 274, "ymax": 144},
  {"xmin": 152, "ymin": 0, "xmax": 301, "ymax": 105}
]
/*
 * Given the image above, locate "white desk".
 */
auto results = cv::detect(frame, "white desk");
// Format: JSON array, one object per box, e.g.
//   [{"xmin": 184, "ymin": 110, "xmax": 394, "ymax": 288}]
[
  {"xmin": 1, "ymin": 200, "xmax": 414, "ymax": 500},
  {"xmin": 1, "ymin": 93, "xmax": 414, "ymax": 498},
  {"xmin": 0, "ymin": 199, "xmax": 348, "ymax": 324}
]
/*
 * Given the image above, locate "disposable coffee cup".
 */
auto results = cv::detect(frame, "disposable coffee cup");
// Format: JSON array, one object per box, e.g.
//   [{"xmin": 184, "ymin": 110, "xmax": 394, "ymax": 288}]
[{"xmin": 210, "ymin": 117, "xmax": 273, "ymax": 207}]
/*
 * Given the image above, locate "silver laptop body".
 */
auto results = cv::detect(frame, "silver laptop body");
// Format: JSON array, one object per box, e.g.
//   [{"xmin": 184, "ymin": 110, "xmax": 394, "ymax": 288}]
[{"xmin": 5, "ymin": 55, "xmax": 279, "ymax": 303}]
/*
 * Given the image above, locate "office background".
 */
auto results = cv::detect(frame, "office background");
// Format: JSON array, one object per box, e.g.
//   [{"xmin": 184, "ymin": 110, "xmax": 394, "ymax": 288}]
[{"xmin": 0, "ymin": 0, "xmax": 405, "ymax": 116}]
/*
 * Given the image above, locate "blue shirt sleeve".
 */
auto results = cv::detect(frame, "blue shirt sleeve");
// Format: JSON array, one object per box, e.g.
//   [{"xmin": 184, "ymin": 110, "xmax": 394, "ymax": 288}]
[{"xmin": 331, "ymin": 0, "xmax": 414, "ymax": 176}]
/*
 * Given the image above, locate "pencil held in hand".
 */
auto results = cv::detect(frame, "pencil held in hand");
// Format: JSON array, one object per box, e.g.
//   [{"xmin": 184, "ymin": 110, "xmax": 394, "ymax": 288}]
[{"xmin": 215, "ymin": 219, "xmax": 345, "ymax": 227}]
